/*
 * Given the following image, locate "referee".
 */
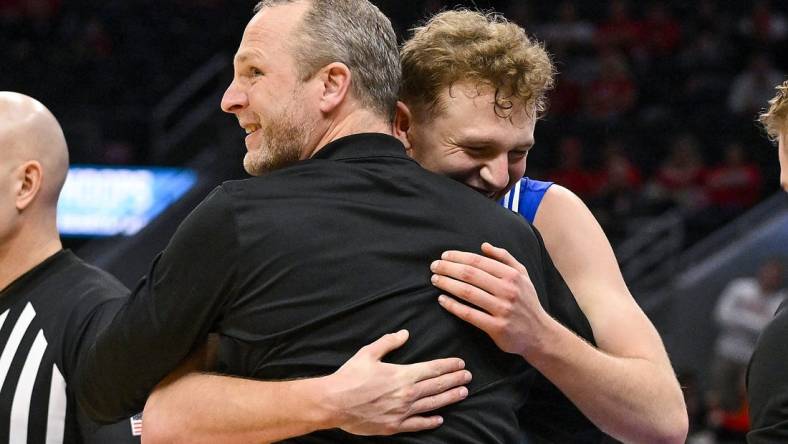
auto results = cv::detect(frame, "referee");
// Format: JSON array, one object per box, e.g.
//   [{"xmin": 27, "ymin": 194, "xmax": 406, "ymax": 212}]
[{"xmin": 0, "ymin": 92, "xmax": 139, "ymax": 443}]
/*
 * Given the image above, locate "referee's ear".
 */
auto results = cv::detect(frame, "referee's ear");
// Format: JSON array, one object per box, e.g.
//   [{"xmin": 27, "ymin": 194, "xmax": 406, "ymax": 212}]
[
  {"xmin": 393, "ymin": 100, "xmax": 412, "ymax": 151},
  {"xmin": 14, "ymin": 160, "xmax": 43, "ymax": 212}
]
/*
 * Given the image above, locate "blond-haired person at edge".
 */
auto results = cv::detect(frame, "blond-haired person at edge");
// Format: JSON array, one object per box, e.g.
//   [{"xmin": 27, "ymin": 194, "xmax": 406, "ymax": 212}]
[{"xmin": 746, "ymin": 79, "xmax": 788, "ymax": 444}]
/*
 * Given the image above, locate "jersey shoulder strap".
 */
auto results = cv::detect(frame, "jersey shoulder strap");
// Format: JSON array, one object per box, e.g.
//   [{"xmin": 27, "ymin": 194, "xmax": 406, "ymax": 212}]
[{"xmin": 499, "ymin": 177, "xmax": 554, "ymax": 223}]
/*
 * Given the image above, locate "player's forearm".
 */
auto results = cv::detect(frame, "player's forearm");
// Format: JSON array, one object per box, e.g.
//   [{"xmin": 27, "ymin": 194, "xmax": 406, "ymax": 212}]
[
  {"xmin": 142, "ymin": 372, "xmax": 337, "ymax": 444},
  {"xmin": 524, "ymin": 318, "xmax": 688, "ymax": 444}
]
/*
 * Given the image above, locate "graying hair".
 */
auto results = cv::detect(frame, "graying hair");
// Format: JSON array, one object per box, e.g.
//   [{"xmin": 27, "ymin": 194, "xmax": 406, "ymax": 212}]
[{"xmin": 254, "ymin": 0, "xmax": 401, "ymax": 121}]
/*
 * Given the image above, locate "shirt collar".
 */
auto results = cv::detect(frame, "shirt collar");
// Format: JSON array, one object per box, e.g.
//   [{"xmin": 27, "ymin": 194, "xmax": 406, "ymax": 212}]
[
  {"xmin": 0, "ymin": 249, "xmax": 69, "ymax": 301},
  {"xmin": 311, "ymin": 133, "xmax": 415, "ymax": 162}
]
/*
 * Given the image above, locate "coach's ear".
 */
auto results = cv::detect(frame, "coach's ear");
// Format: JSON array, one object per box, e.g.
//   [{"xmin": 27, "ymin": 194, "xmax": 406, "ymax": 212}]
[
  {"xmin": 317, "ymin": 62, "xmax": 352, "ymax": 114},
  {"xmin": 393, "ymin": 101, "xmax": 412, "ymax": 151}
]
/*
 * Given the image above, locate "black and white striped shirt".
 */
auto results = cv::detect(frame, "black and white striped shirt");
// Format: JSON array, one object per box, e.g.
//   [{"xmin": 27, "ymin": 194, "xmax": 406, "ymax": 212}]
[{"xmin": 0, "ymin": 250, "xmax": 140, "ymax": 443}]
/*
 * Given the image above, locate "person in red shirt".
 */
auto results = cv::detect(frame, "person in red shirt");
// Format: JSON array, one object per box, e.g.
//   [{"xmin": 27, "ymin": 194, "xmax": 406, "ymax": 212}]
[
  {"xmin": 704, "ymin": 142, "xmax": 762, "ymax": 211},
  {"xmin": 595, "ymin": 0, "xmax": 644, "ymax": 53},
  {"xmin": 583, "ymin": 50, "xmax": 637, "ymax": 122},
  {"xmin": 650, "ymin": 133, "xmax": 708, "ymax": 210},
  {"xmin": 548, "ymin": 136, "xmax": 599, "ymax": 199}
]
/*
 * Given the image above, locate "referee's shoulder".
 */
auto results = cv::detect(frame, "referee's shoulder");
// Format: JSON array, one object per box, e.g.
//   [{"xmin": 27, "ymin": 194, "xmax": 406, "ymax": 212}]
[{"xmin": 62, "ymin": 253, "xmax": 129, "ymax": 302}]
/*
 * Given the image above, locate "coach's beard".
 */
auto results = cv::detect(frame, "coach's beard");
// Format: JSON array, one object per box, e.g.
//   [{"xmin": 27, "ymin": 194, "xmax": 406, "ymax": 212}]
[{"xmin": 244, "ymin": 110, "xmax": 313, "ymax": 176}]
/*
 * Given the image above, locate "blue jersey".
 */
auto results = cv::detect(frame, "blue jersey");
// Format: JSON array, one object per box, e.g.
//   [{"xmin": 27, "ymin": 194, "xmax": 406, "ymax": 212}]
[{"xmin": 499, "ymin": 177, "xmax": 554, "ymax": 223}]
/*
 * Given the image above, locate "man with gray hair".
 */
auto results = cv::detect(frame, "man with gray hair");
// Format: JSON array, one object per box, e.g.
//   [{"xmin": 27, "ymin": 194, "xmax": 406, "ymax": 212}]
[{"xmin": 75, "ymin": 0, "xmax": 583, "ymax": 442}]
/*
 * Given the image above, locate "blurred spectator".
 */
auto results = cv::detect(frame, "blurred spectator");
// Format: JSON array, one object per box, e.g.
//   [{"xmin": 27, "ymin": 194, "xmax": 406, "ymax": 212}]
[
  {"xmin": 537, "ymin": 1, "xmax": 594, "ymax": 51},
  {"xmin": 738, "ymin": 0, "xmax": 788, "ymax": 44},
  {"xmin": 708, "ymin": 259, "xmax": 787, "ymax": 440},
  {"xmin": 641, "ymin": 1, "xmax": 682, "ymax": 58},
  {"xmin": 583, "ymin": 50, "xmax": 637, "ymax": 122},
  {"xmin": 595, "ymin": 137, "xmax": 643, "ymax": 200},
  {"xmin": 679, "ymin": 29, "xmax": 733, "ymax": 104},
  {"xmin": 591, "ymin": 138, "xmax": 643, "ymax": 241},
  {"xmin": 547, "ymin": 136, "xmax": 599, "ymax": 199},
  {"xmin": 704, "ymin": 142, "xmax": 762, "ymax": 212},
  {"xmin": 688, "ymin": 0, "xmax": 735, "ymax": 36},
  {"xmin": 648, "ymin": 133, "xmax": 708, "ymax": 211},
  {"xmin": 595, "ymin": 0, "xmax": 644, "ymax": 53},
  {"xmin": 728, "ymin": 53, "xmax": 785, "ymax": 116},
  {"xmin": 547, "ymin": 72, "xmax": 583, "ymax": 117},
  {"xmin": 679, "ymin": 29, "xmax": 730, "ymax": 70}
]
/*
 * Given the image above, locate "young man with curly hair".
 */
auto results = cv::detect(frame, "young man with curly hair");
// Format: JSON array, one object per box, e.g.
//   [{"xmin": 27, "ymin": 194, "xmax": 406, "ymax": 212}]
[{"xmin": 395, "ymin": 10, "xmax": 686, "ymax": 443}]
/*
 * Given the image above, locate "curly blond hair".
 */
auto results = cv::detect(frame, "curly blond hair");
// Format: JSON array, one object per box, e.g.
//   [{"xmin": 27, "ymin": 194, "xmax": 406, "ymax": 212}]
[
  {"xmin": 400, "ymin": 10, "xmax": 555, "ymax": 120},
  {"xmin": 760, "ymin": 80, "xmax": 788, "ymax": 141}
]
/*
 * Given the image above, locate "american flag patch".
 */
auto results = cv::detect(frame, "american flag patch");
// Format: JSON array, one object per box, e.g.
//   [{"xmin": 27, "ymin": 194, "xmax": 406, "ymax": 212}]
[{"xmin": 130, "ymin": 413, "xmax": 143, "ymax": 436}]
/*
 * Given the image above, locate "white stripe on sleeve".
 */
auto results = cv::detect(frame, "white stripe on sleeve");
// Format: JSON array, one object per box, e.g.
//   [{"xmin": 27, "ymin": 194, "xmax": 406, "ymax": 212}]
[
  {"xmin": 9, "ymin": 329, "xmax": 48, "ymax": 444},
  {"xmin": 0, "ymin": 303, "xmax": 36, "ymax": 392},
  {"xmin": 45, "ymin": 364, "xmax": 67, "ymax": 444},
  {"xmin": 511, "ymin": 180, "xmax": 522, "ymax": 213}
]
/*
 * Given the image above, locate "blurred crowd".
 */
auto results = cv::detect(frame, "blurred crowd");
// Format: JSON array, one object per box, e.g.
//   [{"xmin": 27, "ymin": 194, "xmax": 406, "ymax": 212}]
[
  {"xmin": 2, "ymin": 0, "xmax": 787, "ymax": 245},
  {"xmin": 683, "ymin": 259, "xmax": 787, "ymax": 444}
]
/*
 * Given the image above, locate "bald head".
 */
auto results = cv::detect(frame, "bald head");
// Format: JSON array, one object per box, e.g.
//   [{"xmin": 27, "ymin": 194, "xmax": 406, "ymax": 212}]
[{"xmin": 0, "ymin": 92, "xmax": 69, "ymax": 207}]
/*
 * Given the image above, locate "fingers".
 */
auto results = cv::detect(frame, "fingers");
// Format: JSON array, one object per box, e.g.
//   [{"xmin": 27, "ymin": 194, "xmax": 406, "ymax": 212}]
[
  {"xmin": 407, "ymin": 356, "xmax": 466, "ymax": 383},
  {"xmin": 392, "ymin": 381, "xmax": 472, "ymax": 433},
  {"xmin": 395, "ymin": 415, "xmax": 445, "ymax": 434},
  {"xmin": 413, "ymin": 369, "xmax": 472, "ymax": 398},
  {"xmin": 387, "ymin": 385, "xmax": 470, "ymax": 434},
  {"xmin": 409, "ymin": 385, "xmax": 470, "ymax": 416},
  {"xmin": 435, "ymin": 249, "xmax": 513, "ymax": 279},
  {"xmin": 359, "ymin": 330, "xmax": 409, "ymax": 360},
  {"xmin": 438, "ymin": 294, "xmax": 497, "ymax": 333},
  {"xmin": 431, "ymin": 272, "xmax": 502, "ymax": 315},
  {"xmin": 481, "ymin": 242, "xmax": 528, "ymax": 275},
  {"xmin": 431, "ymin": 258, "xmax": 501, "ymax": 296}
]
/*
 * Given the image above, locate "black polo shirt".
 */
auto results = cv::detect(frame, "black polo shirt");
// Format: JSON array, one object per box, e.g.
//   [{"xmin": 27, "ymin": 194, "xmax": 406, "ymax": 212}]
[{"xmin": 76, "ymin": 133, "xmax": 595, "ymax": 443}]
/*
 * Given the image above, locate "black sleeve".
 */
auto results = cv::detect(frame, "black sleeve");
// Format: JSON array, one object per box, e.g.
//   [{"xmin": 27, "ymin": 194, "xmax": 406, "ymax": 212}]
[
  {"xmin": 74, "ymin": 186, "xmax": 241, "ymax": 423},
  {"xmin": 62, "ymin": 279, "xmax": 129, "ymax": 387},
  {"xmin": 78, "ymin": 410, "xmax": 142, "ymax": 444},
  {"xmin": 747, "ymin": 307, "xmax": 788, "ymax": 443},
  {"xmin": 58, "ymin": 272, "xmax": 142, "ymax": 442},
  {"xmin": 75, "ymin": 298, "xmax": 143, "ymax": 443}
]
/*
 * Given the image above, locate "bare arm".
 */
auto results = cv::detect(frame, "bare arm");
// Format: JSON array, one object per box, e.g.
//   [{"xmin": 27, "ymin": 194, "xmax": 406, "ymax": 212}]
[
  {"xmin": 142, "ymin": 330, "xmax": 471, "ymax": 444},
  {"xmin": 431, "ymin": 185, "xmax": 687, "ymax": 444}
]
